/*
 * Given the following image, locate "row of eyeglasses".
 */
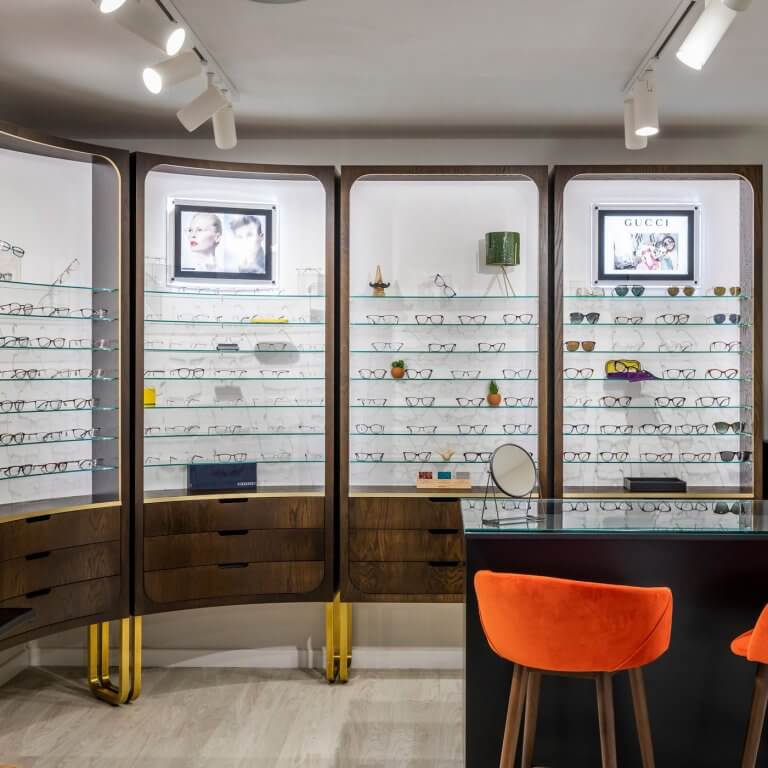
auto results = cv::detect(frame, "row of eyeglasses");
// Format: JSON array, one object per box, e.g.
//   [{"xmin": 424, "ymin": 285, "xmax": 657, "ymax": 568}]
[
  {"xmin": 144, "ymin": 451, "xmax": 324, "ymax": 465},
  {"xmin": 0, "ymin": 398, "xmax": 100, "ymax": 413},
  {"xmin": 0, "ymin": 427, "xmax": 103, "ymax": 445},
  {"xmin": 0, "ymin": 302, "xmax": 113, "ymax": 319},
  {"xmin": 354, "ymin": 451, "xmax": 493, "ymax": 463},
  {"xmin": 0, "ymin": 336, "xmax": 115, "ymax": 349},
  {"xmin": 144, "ymin": 424, "xmax": 323, "ymax": 436},
  {"xmin": 564, "ymin": 421, "xmax": 745, "ymax": 435},
  {"xmin": 567, "ymin": 311, "xmax": 743, "ymax": 325},
  {"xmin": 564, "ymin": 395, "xmax": 735, "ymax": 408},
  {"xmin": 364, "ymin": 314, "xmax": 535, "ymax": 325},
  {"xmin": 563, "ymin": 367, "xmax": 740, "ymax": 380},
  {"xmin": 563, "ymin": 450, "xmax": 752, "ymax": 463},
  {"xmin": 353, "ymin": 397, "xmax": 535, "ymax": 407},
  {"xmin": 356, "ymin": 368, "xmax": 535, "ymax": 380},
  {"xmin": 1, "ymin": 458, "xmax": 106, "ymax": 478},
  {"xmin": 352, "ymin": 424, "xmax": 535, "ymax": 435}
]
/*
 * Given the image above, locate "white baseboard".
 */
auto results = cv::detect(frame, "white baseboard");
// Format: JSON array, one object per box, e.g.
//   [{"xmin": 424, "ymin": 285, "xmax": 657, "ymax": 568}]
[
  {"xmin": 0, "ymin": 647, "xmax": 29, "ymax": 687},
  {"xmin": 35, "ymin": 645, "xmax": 463, "ymax": 671}
]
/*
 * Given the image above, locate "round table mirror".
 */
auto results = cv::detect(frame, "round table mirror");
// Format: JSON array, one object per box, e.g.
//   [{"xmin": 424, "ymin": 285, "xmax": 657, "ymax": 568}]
[{"xmin": 490, "ymin": 443, "xmax": 537, "ymax": 498}]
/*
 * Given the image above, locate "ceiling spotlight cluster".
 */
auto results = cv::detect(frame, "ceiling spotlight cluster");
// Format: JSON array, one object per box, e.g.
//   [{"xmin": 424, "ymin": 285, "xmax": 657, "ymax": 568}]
[
  {"xmin": 92, "ymin": 0, "xmax": 237, "ymax": 149},
  {"xmin": 623, "ymin": 0, "xmax": 751, "ymax": 150}
]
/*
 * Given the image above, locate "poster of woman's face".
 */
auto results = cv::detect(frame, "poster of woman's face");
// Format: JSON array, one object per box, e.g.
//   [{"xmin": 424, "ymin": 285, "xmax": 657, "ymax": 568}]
[
  {"xmin": 174, "ymin": 203, "xmax": 274, "ymax": 283},
  {"xmin": 596, "ymin": 208, "xmax": 695, "ymax": 283}
]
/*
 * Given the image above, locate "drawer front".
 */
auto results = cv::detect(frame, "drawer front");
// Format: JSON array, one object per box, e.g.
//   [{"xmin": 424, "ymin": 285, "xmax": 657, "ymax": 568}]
[
  {"xmin": 0, "ymin": 542, "xmax": 120, "ymax": 602},
  {"xmin": 144, "ymin": 529, "xmax": 324, "ymax": 571},
  {"xmin": 349, "ymin": 562, "xmax": 464, "ymax": 596},
  {"xmin": 0, "ymin": 507, "xmax": 120, "ymax": 562},
  {"xmin": 145, "ymin": 562, "xmax": 325, "ymax": 603},
  {"xmin": 0, "ymin": 577, "xmax": 120, "ymax": 641},
  {"xmin": 144, "ymin": 497, "xmax": 325, "ymax": 536},
  {"xmin": 349, "ymin": 497, "xmax": 461, "ymax": 530},
  {"xmin": 349, "ymin": 529, "xmax": 463, "ymax": 562}
]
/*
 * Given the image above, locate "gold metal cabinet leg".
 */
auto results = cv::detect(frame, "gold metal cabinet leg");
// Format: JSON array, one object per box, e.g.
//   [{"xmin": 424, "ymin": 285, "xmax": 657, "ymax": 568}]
[
  {"xmin": 325, "ymin": 596, "xmax": 338, "ymax": 683},
  {"xmin": 325, "ymin": 594, "xmax": 353, "ymax": 684},
  {"xmin": 338, "ymin": 599, "xmax": 351, "ymax": 683},
  {"xmin": 87, "ymin": 616, "xmax": 142, "ymax": 705}
]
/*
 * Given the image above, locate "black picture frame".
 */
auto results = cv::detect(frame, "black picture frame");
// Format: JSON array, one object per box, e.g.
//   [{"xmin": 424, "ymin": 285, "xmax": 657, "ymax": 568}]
[
  {"xmin": 173, "ymin": 203, "xmax": 274, "ymax": 283},
  {"xmin": 596, "ymin": 207, "xmax": 696, "ymax": 283}
]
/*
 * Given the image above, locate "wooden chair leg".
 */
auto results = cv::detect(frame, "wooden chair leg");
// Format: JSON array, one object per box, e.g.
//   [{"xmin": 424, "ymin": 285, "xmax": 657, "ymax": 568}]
[
  {"xmin": 628, "ymin": 667, "xmax": 655, "ymax": 768},
  {"xmin": 521, "ymin": 670, "xmax": 541, "ymax": 768},
  {"xmin": 500, "ymin": 664, "xmax": 529, "ymax": 768},
  {"xmin": 741, "ymin": 663, "xmax": 768, "ymax": 768},
  {"xmin": 596, "ymin": 672, "xmax": 618, "ymax": 768}
]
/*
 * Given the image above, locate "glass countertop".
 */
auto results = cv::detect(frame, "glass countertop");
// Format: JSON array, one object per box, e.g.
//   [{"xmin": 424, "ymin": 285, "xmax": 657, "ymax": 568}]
[{"xmin": 462, "ymin": 498, "xmax": 768, "ymax": 535}]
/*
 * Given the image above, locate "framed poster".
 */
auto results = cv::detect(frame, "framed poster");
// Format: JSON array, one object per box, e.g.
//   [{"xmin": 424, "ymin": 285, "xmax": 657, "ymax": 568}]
[
  {"xmin": 594, "ymin": 206, "xmax": 697, "ymax": 283},
  {"xmin": 172, "ymin": 201, "xmax": 275, "ymax": 283}
]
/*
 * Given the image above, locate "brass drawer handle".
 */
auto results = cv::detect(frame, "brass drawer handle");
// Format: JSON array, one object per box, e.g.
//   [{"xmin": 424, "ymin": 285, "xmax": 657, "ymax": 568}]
[
  {"xmin": 428, "ymin": 528, "xmax": 459, "ymax": 535},
  {"xmin": 25, "ymin": 515, "xmax": 51, "ymax": 524},
  {"xmin": 428, "ymin": 561, "xmax": 460, "ymax": 568},
  {"xmin": 218, "ymin": 498, "xmax": 249, "ymax": 504},
  {"xmin": 218, "ymin": 530, "xmax": 248, "ymax": 537},
  {"xmin": 26, "ymin": 588, "xmax": 51, "ymax": 599},
  {"xmin": 25, "ymin": 551, "xmax": 51, "ymax": 561},
  {"xmin": 218, "ymin": 562, "xmax": 248, "ymax": 569}
]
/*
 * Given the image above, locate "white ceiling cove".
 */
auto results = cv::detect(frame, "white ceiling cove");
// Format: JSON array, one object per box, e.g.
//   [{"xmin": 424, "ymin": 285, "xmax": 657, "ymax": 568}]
[{"xmin": 0, "ymin": 0, "xmax": 765, "ymax": 139}]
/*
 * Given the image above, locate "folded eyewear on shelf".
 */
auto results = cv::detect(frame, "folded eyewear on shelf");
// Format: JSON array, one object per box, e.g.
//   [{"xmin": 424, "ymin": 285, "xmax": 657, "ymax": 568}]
[
  {"xmin": 0, "ymin": 239, "xmax": 24, "ymax": 258},
  {"xmin": 663, "ymin": 368, "xmax": 696, "ymax": 380},
  {"xmin": 155, "ymin": 425, "xmax": 201, "ymax": 435},
  {"xmin": 675, "ymin": 502, "xmax": 709, "ymax": 511},
  {"xmin": 714, "ymin": 502, "xmax": 744, "ymax": 514},
  {"xmin": 659, "ymin": 342, "xmax": 694, "ymax": 352},
  {"xmin": 575, "ymin": 288, "xmax": 606, "ymax": 297},
  {"xmin": 416, "ymin": 314, "xmax": 445, "ymax": 325},
  {"xmin": 0, "ymin": 273, "xmax": 12, "ymax": 281},
  {"xmin": 207, "ymin": 425, "xmax": 244, "ymax": 435},
  {"xmin": 405, "ymin": 369, "xmax": 434, "ymax": 379},
  {"xmin": 216, "ymin": 369, "xmax": 248, "ymax": 378},
  {"xmin": 569, "ymin": 312, "xmax": 600, "ymax": 324},
  {"xmin": 503, "ymin": 424, "xmax": 534, "ymax": 434},
  {"xmin": 372, "ymin": 342, "xmax": 404, "ymax": 352},
  {"xmin": 713, "ymin": 421, "xmax": 745, "ymax": 434},
  {"xmin": 356, "ymin": 398, "xmax": 387, "ymax": 406},
  {"xmin": 564, "ymin": 502, "xmax": 590, "ymax": 511},
  {"xmin": 256, "ymin": 342, "xmax": 288, "ymax": 351},
  {"xmin": 680, "ymin": 452, "xmax": 712, "ymax": 462},
  {"xmin": 600, "ymin": 396, "xmax": 632, "ymax": 407},
  {"xmin": 456, "ymin": 397, "xmax": 482, "ymax": 407},
  {"xmin": 600, "ymin": 424, "xmax": 633, "ymax": 434},
  {"xmin": 600, "ymin": 451, "xmax": 629, "ymax": 462},
  {"xmin": 613, "ymin": 286, "xmax": 645, "ymax": 297},
  {"xmin": 358, "ymin": 368, "xmax": 387, "ymax": 379},
  {"xmin": 406, "ymin": 396, "xmax": 436, "ymax": 407},
  {"xmin": 713, "ymin": 314, "xmax": 741, "ymax": 325},
  {"xmin": 710, "ymin": 341, "xmax": 742, "ymax": 352},
  {"xmin": 565, "ymin": 423, "xmax": 589, "ymax": 434},
  {"xmin": 600, "ymin": 502, "xmax": 634, "ymax": 511},
  {"xmin": 640, "ymin": 503, "xmax": 671, "ymax": 513},
  {"xmin": 428, "ymin": 343, "xmax": 456, "ymax": 353},
  {"xmin": 403, "ymin": 451, "xmax": 432, "ymax": 462},
  {"xmin": 675, "ymin": 424, "xmax": 708, "ymax": 434},
  {"xmin": 654, "ymin": 396, "xmax": 685, "ymax": 407},
  {"xmin": 1, "ymin": 458, "xmax": 103, "ymax": 477},
  {"xmin": 215, "ymin": 452, "xmax": 248, "ymax": 462},
  {"xmin": 502, "ymin": 368, "xmax": 533, "ymax": 380},
  {"xmin": 450, "ymin": 370, "xmax": 480, "ymax": 379},
  {"xmin": 170, "ymin": 367, "xmax": 205, "ymax": 378},
  {"xmin": 614, "ymin": 316, "xmax": 643, "ymax": 325},
  {"xmin": 503, "ymin": 314, "xmax": 534, "ymax": 325},
  {"xmin": 355, "ymin": 424, "xmax": 385, "ymax": 434},
  {"xmin": 457, "ymin": 315, "xmax": 484, "ymax": 325},
  {"xmin": 564, "ymin": 397, "xmax": 593, "ymax": 407},
  {"xmin": 667, "ymin": 287, "xmax": 697, "ymax": 297},
  {"xmin": 366, "ymin": 315, "xmax": 399, "ymax": 325},
  {"xmin": 165, "ymin": 396, "xmax": 202, "ymax": 406},
  {"xmin": 478, "ymin": 342, "xmax": 506, "ymax": 352},
  {"xmin": 355, "ymin": 452, "xmax": 384, "ymax": 462},
  {"xmin": 642, "ymin": 452, "xmax": 673, "ymax": 462},
  {"xmin": 655, "ymin": 314, "xmax": 689, "ymax": 325},
  {"xmin": 705, "ymin": 368, "xmax": 738, "ymax": 379},
  {"xmin": 695, "ymin": 396, "xmax": 732, "ymax": 407},
  {"xmin": 564, "ymin": 341, "xmax": 596, "ymax": 352},
  {"xmin": 564, "ymin": 368, "xmax": 594, "ymax": 379},
  {"xmin": 505, "ymin": 397, "xmax": 535, "ymax": 407},
  {"xmin": 563, "ymin": 451, "xmax": 591, "ymax": 462},
  {"xmin": 434, "ymin": 274, "xmax": 457, "ymax": 298},
  {"xmin": 719, "ymin": 450, "xmax": 751, "ymax": 462},
  {"xmin": 458, "ymin": 424, "xmax": 488, "ymax": 434},
  {"xmin": 406, "ymin": 425, "xmax": 438, "ymax": 434},
  {"xmin": 464, "ymin": 452, "xmax": 491, "ymax": 462},
  {"xmin": 639, "ymin": 424, "xmax": 672, "ymax": 434},
  {"xmin": 713, "ymin": 287, "xmax": 741, "ymax": 297}
]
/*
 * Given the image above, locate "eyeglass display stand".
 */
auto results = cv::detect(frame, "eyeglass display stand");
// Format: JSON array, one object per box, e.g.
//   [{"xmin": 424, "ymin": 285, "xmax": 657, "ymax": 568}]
[
  {"xmin": 0, "ymin": 121, "xmax": 135, "ymax": 704},
  {"xmin": 133, "ymin": 153, "xmax": 338, "ymax": 679},
  {"xmin": 338, "ymin": 165, "xmax": 549, "ymax": 640},
  {"xmin": 553, "ymin": 165, "xmax": 763, "ymax": 499}
]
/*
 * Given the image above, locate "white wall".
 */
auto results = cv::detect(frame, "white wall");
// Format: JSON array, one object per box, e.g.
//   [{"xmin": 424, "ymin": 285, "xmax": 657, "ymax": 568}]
[{"xmin": 35, "ymin": 134, "xmax": 767, "ymax": 670}]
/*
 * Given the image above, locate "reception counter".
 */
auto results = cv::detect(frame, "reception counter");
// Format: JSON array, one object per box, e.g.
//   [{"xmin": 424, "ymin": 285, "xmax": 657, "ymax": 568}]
[{"xmin": 463, "ymin": 499, "xmax": 768, "ymax": 767}]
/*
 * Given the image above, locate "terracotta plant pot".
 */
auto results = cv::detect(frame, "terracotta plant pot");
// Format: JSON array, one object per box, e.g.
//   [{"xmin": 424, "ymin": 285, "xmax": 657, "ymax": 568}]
[
  {"xmin": 487, "ymin": 393, "xmax": 502, "ymax": 407},
  {"xmin": 391, "ymin": 367, "xmax": 405, "ymax": 379}
]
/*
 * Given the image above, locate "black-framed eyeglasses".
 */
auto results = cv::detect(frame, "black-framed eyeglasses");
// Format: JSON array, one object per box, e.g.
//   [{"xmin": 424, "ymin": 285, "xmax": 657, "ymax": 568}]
[
  {"xmin": 464, "ymin": 451, "xmax": 491, "ymax": 462},
  {"xmin": 565, "ymin": 423, "xmax": 589, "ymax": 434},
  {"xmin": 355, "ymin": 423, "xmax": 384, "ymax": 434},
  {"xmin": 663, "ymin": 369, "xmax": 695, "ymax": 380},
  {"xmin": 434, "ymin": 273, "xmax": 456, "ymax": 298},
  {"xmin": 600, "ymin": 451, "xmax": 628, "ymax": 462},
  {"xmin": 478, "ymin": 342, "xmax": 506, "ymax": 352},
  {"xmin": 696, "ymin": 396, "xmax": 731, "ymax": 407},
  {"xmin": 0, "ymin": 239, "xmax": 25, "ymax": 258},
  {"xmin": 563, "ymin": 451, "xmax": 591, "ymax": 462},
  {"xmin": 403, "ymin": 451, "xmax": 432, "ymax": 462},
  {"xmin": 639, "ymin": 424, "xmax": 672, "ymax": 434},
  {"xmin": 600, "ymin": 396, "xmax": 632, "ymax": 407},
  {"xmin": 458, "ymin": 315, "xmax": 486, "ymax": 325},
  {"xmin": 710, "ymin": 341, "xmax": 741, "ymax": 352},
  {"xmin": 642, "ymin": 452, "xmax": 673, "ymax": 462},
  {"xmin": 416, "ymin": 314, "xmax": 445, "ymax": 325},
  {"xmin": 719, "ymin": 450, "xmax": 751, "ymax": 462},
  {"xmin": 428, "ymin": 343, "xmax": 456, "ymax": 353},
  {"xmin": 406, "ymin": 396, "xmax": 436, "ymax": 407},
  {"xmin": 705, "ymin": 369, "xmax": 738, "ymax": 380},
  {"xmin": 655, "ymin": 313, "xmax": 689, "ymax": 325},
  {"xmin": 600, "ymin": 424, "xmax": 633, "ymax": 434},
  {"xmin": 654, "ymin": 396, "xmax": 685, "ymax": 407},
  {"xmin": 171, "ymin": 367, "xmax": 205, "ymax": 378}
]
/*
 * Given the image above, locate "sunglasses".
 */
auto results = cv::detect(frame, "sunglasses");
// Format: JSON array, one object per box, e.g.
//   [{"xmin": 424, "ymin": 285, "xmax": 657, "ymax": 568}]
[
  {"xmin": 569, "ymin": 312, "xmax": 600, "ymax": 324},
  {"xmin": 564, "ymin": 341, "xmax": 596, "ymax": 352},
  {"xmin": 713, "ymin": 286, "xmax": 741, "ymax": 296},
  {"xmin": 667, "ymin": 287, "xmax": 696, "ymax": 297},
  {"xmin": 713, "ymin": 314, "xmax": 741, "ymax": 325},
  {"xmin": 713, "ymin": 421, "xmax": 745, "ymax": 434},
  {"xmin": 613, "ymin": 285, "xmax": 645, "ymax": 297}
]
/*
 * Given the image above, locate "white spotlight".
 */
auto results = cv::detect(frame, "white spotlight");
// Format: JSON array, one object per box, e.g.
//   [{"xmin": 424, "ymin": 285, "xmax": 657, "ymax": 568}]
[
  {"xmin": 143, "ymin": 50, "xmax": 201, "ymax": 94},
  {"xmin": 624, "ymin": 99, "xmax": 648, "ymax": 150},
  {"xmin": 212, "ymin": 105, "xmax": 237, "ymax": 150},
  {"xmin": 676, "ymin": 0, "xmax": 746, "ymax": 70},
  {"xmin": 632, "ymin": 71, "xmax": 659, "ymax": 137},
  {"xmin": 177, "ymin": 81, "xmax": 230, "ymax": 132},
  {"xmin": 110, "ymin": 0, "xmax": 186, "ymax": 56},
  {"xmin": 94, "ymin": 0, "xmax": 129, "ymax": 12}
]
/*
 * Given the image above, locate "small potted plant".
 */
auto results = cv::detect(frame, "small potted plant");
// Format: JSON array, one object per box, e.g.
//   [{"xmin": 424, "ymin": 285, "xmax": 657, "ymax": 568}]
[
  {"xmin": 487, "ymin": 379, "xmax": 501, "ymax": 407},
  {"xmin": 391, "ymin": 360, "xmax": 406, "ymax": 379}
]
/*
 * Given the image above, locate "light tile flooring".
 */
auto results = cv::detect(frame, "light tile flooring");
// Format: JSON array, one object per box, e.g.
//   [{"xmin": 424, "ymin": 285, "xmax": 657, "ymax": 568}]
[{"xmin": 0, "ymin": 668, "xmax": 463, "ymax": 767}]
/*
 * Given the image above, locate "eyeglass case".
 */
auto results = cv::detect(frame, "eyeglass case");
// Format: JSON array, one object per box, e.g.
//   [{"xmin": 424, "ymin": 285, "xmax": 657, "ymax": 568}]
[{"xmin": 624, "ymin": 477, "xmax": 687, "ymax": 493}]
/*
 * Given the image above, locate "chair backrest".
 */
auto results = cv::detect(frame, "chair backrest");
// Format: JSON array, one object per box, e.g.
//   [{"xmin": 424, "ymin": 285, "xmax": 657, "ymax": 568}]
[
  {"xmin": 748, "ymin": 604, "xmax": 768, "ymax": 663},
  {"xmin": 474, "ymin": 571, "xmax": 673, "ymax": 673}
]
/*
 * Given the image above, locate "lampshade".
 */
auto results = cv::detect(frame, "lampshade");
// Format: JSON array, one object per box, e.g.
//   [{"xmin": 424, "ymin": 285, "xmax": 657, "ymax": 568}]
[{"xmin": 485, "ymin": 232, "xmax": 520, "ymax": 266}]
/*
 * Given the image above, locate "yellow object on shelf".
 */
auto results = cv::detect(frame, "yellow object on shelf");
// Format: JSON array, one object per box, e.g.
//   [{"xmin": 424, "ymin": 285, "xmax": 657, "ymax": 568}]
[
  {"xmin": 249, "ymin": 316, "xmax": 289, "ymax": 323},
  {"xmin": 143, "ymin": 387, "xmax": 156, "ymax": 407},
  {"xmin": 416, "ymin": 478, "xmax": 473, "ymax": 490}
]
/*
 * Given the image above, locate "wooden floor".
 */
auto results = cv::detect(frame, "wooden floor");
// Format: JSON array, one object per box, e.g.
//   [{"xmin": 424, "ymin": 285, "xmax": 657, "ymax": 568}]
[{"xmin": 0, "ymin": 667, "xmax": 463, "ymax": 767}]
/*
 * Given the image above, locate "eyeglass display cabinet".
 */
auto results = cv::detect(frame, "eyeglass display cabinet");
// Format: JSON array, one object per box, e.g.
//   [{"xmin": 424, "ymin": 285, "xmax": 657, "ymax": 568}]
[
  {"xmin": 0, "ymin": 122, "xmax": 129, "ymax": 651},
  {"xmin": 553, "ymin": 165, "xmax": 762, "ymax": 498},
  {"xmin": 133, "ymin": 153, "xmax": 335, "ymax": 616},
  {"xmin": 340, "ymin": 165, "xmax": 549, "ymax": 602}
]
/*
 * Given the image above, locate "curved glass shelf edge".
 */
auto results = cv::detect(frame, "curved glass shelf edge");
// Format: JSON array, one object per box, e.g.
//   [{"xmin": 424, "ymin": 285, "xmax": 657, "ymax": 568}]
[
  {"xmin": 350, "ymin": 295, "xmax": 539, "ymax": 300},
  {"xmin": 350, "ymin": 405, "xmax": 536, "ymax": 409},
  {"xmin": 352, "ymin": 323, "xmax": 538, "ymax": 328},
  {"xmin": 145, "ymin": 290, "xmax": 325, "ymax": 299},
  {"xmin": 0, "ymin": 278, "xmax": 117, "ymax": 293},
  {"xmin": 146, "ymin": 432, "xmax": 325, "ymax": 439},
  {"xmin": 146, "ymin": 404, "xmax": 324, "ymax": 410},
  {"xmin": 1, "ymin": 406, "xmax": 118, "ymax": 415},
  {"xmin": 564, "ymin": 405, "xmax": 750, "ymax": 410},
  {"xmin": 563, "ymin": 460, "xmax": 752, "ymax": 465},
  {"xmin": 144, "ymin": 377, "xmax": 324, "ymax": 382},
  {"xmin": 350, "ymin": 378, "xmax": 539, "ymax": 383},
  {"xmin": 0, "ymin": 377, "xmax": 118, "ymax": 382},
  {"xmin": 349, "ymin": 432, "xmax": 538, "ymax": 437},
  {"xmin": 145, "ymin": 460, "xmax": 325, "ymax": 468},
  {"xmin": 0, "ymin": 465, "xmax": 117, "ymax": 481},
  {"xmin": 0, "ymin": 436, "xmax": 117, "ymax": 448},
  {"xmin": 0, "ymin": 346, "xmax": 118, "ymax": 353},
  {"xmin": 0, "ymin": 312, "xmax": 118, "ymax": 322},
  {"xmin": 563, "ymin": 322, "xmax": 750, "ymax": 328},
  {"xmin": 144, "ymin": 348, "xmax": 325, "ymax": 354},
  {"xmin": 563, "ymin": 350, "xmax": 748, "ymax": 355},
  {"xmin": 351, "ymin": 350, "xmax": 538, "ymax": 355},
  {"xmin": 564, "ymin": 295, "xmax": 750, "ymax": 301},
  {"xmin": 145, "ymin": 319, "xmax": 324, "ymax": 326}
]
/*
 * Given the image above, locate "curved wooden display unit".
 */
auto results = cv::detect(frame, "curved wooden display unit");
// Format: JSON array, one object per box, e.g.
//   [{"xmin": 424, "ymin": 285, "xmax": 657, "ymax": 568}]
[
  {"xmin": 133, "ymin": 153, "xmax": 336, "ymax": 615},
  {"xmin": 0, "ymin": 122, "xmax": 130, "ymax": 651}
]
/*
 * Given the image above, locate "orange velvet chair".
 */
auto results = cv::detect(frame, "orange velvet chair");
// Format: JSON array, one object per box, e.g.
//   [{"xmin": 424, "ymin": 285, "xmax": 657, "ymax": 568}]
[
  {"xmin": 731, "ymin": 604, "xmax": 768, "ymax": 768},
  {"xmin": 474, "ymin": 571, "xmax": 673, "ymax": 768}
]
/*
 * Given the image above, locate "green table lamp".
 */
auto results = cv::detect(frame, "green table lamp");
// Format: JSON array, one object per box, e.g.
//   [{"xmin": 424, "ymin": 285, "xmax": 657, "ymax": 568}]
[{"xmin": 486, "ymin": 231, "xmax": 520, "ymax": 295}]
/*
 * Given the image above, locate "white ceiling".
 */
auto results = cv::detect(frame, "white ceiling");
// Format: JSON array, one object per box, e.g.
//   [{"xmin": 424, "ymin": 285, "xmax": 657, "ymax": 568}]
[{"xmin": 0, "ymin": 0, "xmax": 766, "ymax": 139}]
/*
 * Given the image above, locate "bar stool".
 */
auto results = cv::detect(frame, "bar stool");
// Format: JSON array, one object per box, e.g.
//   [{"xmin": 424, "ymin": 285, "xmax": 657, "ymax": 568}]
[
  {"xmin": 474, "ymin": 571, "xmax": 673, "ymax": 768},
  {"xmin": 731, "ymin": 605, "xmax": 768, "ymax": 768}
]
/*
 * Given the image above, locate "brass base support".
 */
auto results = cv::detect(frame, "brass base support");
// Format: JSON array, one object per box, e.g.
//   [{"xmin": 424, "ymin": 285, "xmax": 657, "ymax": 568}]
[
  {"xmin": 325, "ymin": 593, "xmax": 352, "ymax": 683},
  {"xmin": 87, "ymin": 616, "xmax": 142, "ymax": 705}
]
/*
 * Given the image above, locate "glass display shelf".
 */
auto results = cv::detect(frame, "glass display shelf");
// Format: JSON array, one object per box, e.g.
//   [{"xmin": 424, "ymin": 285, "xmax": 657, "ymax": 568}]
[
  {"xmin": 349, "ymin": 377, "xmax": 539, "ymax": 383},
  {"xmin": 0, "ymin": 345, "xmax": 119, "ymax": 353},
  {"xmin": 145, "ymin": 319, "xmax": 324, "ymax": 326},
  {"xmin": 564, "ymin": 295, "xmax": 749, "ymax": 301},
  {"xmin": 146, "ymin": 431, "xmax": 324, "ymax": 439},
  {"xmin": 351, "ymin": 349, "xmax": 537, "ymax": 355},
  {"xmin": 563, "ymin": 378, "xmax": 750, "ymax": 383},
  {"xmin": 0, "ymin": 436, "xmax": 117, "ymax": 448},
  {"xmin": 0, "ymin": 465, "xmax": 117, "ymax": 481},
  {"xmin": 350, "ymin": 432, "xmax": 537, "ymax": 437},
  {"xmin": 564, "ymin": 405, "xmax": 749, "ymax": 410},
  {"xmin": 352, "ymin": 460, "xmax": 491, "ymax": 465},
  {"xmin": 144, "ymin": 376, "xmax": 324, "ymax": 382},
  {"xmin": 563, "ymin": 350, "xmax": 745, "ymax": 355},
  {"xmin": 144, "ymin": 347, "xmax": 325, "ymax": 354},
  {"xmin": 350, "ymin": 294, "xmax": 539, "ymax": 300},
  {"xmin": 563, "ymin": 322, "xmax": 749, "ymax": 328},
  {"xmin": 563, "ymin": 460, "xmax": 751, "ymax": 465},
  {"xmin": 0, "ymin": 279, "xmax": 117, "ymax": 293},
  {"xmin": 351, "ymin": 405, "xmax": 536, "ymax": 410},
  {"xmin": 1, "ymin": 406, "xmax": 118, "ymax": 415},
  {"xmin": 0, "ymin": 312, "xmax": 118, "ymax": 322},
  {"xmin": 145, "ymin": 460, "xmax": 325, "ymax": 468},
  {"xmin": 146, "ymin": 289, "xmax": 325, "ymax": 299},
  {"xmin": 563, "ymin": 432, "xmax": 752, "ymax": 438},
  {"xmin": 143, "ymin": 486, "xmax": 325, "ymax": 501},
  {"xmin": 352, "ymin": 322, "xmax": 538, "ymax": 327},
  {"xmin": 147, "ymin": 404, "xmax": 324, "ymax": 411},
  {"xmin": 0, "ymin": 376, "xmax": 118, "ymax": 382}
]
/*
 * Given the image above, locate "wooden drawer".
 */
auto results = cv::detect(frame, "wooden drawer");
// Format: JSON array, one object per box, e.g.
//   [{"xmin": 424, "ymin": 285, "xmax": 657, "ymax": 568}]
[
  {"xmin": 0, "ymin": 577, "xmax": 120, "ymax": 641},
  {"xmin": 349, "ymin": 562, "xmax": 464, "ymax": 597},
  {"xmin": 0, "ymin": 542, "xmax": 120, "ymax": 602},
  {"xmin": 349, "ymin": 529, "xmax": 464, "ymax": 562},
  {"xmin": 144, "ymin": 562, "xmax": 325, "ymax": 603},
  {"xmin": 349, "ymin": 497, "xmax": 461, "ymax": 530},
  {"xmin": 144, "ymin": 529, "xmax": 324, "ymax": 571},
  {"xmin": 144, "ymin": 497, "xmax": 325, "ymax": 536},
  {"xmin": 0, "ymin": 507, "xmax": 120, "ymax": 562}
]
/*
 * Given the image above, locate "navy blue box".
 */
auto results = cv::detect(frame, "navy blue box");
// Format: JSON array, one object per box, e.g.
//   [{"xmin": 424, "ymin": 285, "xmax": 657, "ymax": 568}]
[{"xmin": 187, "ymin": 462, "xmax": 258, "ymax": 494}]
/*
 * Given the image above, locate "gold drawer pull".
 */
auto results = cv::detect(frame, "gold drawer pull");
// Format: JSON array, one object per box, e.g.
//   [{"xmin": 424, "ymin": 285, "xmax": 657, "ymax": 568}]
[
  {"xmin": 428, "ymin": 528, "xmax": 459, "ymax": 535},
  {"xmin": 218, "ymin": 530, "xmax": 248, "ymax": 537},
  {"xmin": 218, "ymin": 562, "xmax": 248, "ymax": 569},
  {"xmin": 26, "ymin": 588, "xmax": 51, "ymax": 599},
  {"xmin": 25, "ymin": 514, "xmax": 51, "ymax": 524},
  {"xmin": 25, "ymin": 551, "xmax": 51, "ymax": 561},
  {"xmin": 428, "ymin": 561, "xmax": 460, "ymax": 568}
]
